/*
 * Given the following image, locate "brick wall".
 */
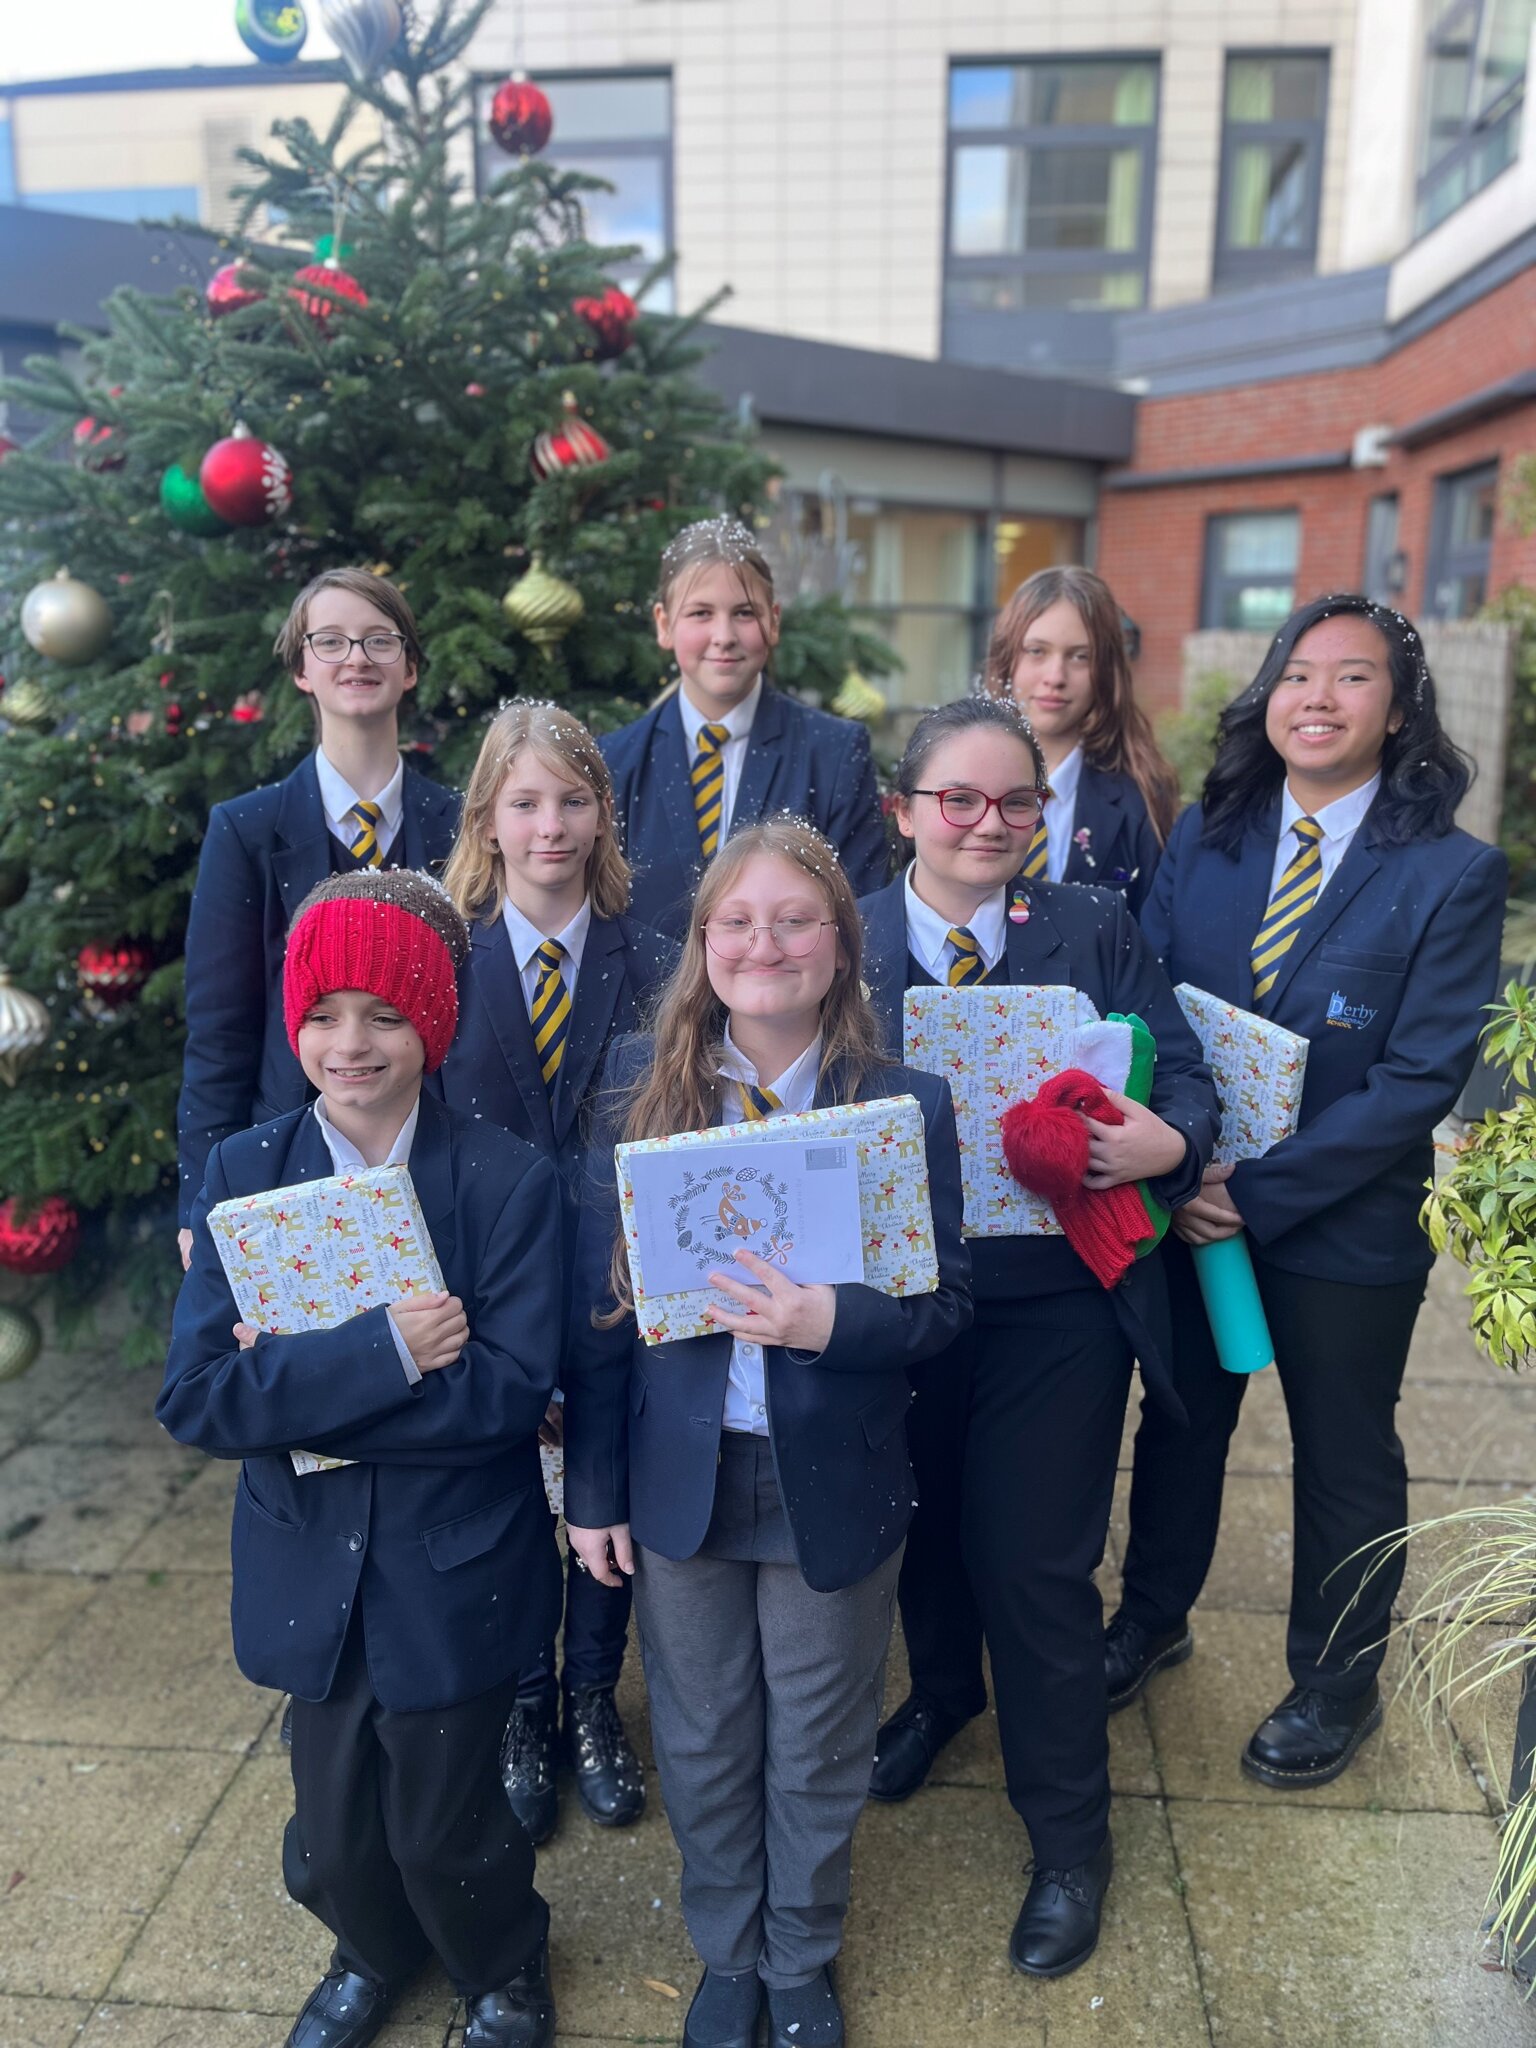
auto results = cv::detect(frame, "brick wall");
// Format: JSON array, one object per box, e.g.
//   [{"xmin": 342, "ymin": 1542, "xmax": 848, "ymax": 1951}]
[{"xmin": 1100, "ymin": 266, "xmax": 1536, "ymax": 713}]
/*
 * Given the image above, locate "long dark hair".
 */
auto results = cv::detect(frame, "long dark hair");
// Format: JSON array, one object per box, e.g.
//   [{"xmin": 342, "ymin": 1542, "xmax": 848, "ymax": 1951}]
[
  {"xmin": 1200, "ymin": 593, "xmax": 1474, "ymax": 857},
  {"xmin": 894, "ymin": 696, "xmax": 1049, "ymax": 865}
]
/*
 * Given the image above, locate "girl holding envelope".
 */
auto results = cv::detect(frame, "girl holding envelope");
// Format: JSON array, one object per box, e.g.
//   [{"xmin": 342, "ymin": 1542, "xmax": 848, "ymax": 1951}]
[
  {"xmin": 562, "ymin": 819, "xmax": 972, "ymax": 2048},
  {"xmin": 858, "ymin": 693, "xmax": 1218, "ymax": 1978},
  {"xmin": 1110, "ymin": 594, "xmax": 1506, "ymax": 1789}
]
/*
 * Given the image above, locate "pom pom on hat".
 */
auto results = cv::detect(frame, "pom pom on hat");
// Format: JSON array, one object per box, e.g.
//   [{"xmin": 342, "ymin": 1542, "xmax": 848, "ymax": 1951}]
[{"xmin": 284, "ymin": 869, "xmax": 469, "ymax": 1072}]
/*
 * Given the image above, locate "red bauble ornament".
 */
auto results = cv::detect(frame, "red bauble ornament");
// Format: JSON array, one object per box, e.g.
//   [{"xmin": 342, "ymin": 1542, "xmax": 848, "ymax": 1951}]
[
  {"xmin": 77, "ymin": 940, "xmax": 153, "ymax": 1009},
  {"xmin": 73, "ymin": 388, "xmax": 125, "ymax": 470},
  {"xmin": 0, "ymin": 434, "xmax": 18, "ymax": 461},
  {"xmin": 0, "ymin": 1196, "xmax": 81, "ymax": 1276},
  {"xmin": 206, "ymin": 261, "xmax": 265, "ymax": 317},
  {"xmin": 489, "ymin": 77, "xmax": 553, "ymax": 156},
  {"xmin": 199, "ymin": 424, "xmax": 292, "ymax": 527},
  {"xmin": 530, "ymin": 392, "xmax": 611, "ymax": 482},
  {"xmin": 572, "ymin": 286, "xmax": 638, "ymax": 360},
  {"xmin": 230, "ymin": 691, "xmax": 265, "ymax": 724},
  {"xmin": 290, "ymin": 261, "xmax": 369, "ymax": 331}
]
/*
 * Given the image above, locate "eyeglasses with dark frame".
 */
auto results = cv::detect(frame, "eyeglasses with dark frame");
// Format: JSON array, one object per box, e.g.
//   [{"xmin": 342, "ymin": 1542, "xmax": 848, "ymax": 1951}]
[
  {"xmin": 907, "ymin": 786, "xmax": 1046, "ymax": 828},
  {"xmin": 702, "ymin": 916, "xmax": 836, "ymax": 961},
  {"xmin": 303, "ymin": 630, "xmax": 408, "ymax": 664}
]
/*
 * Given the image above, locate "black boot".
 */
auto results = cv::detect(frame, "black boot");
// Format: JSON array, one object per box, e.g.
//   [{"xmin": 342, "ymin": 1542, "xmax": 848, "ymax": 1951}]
[
  {"xmin": 500, "ymin": 1694, "xmax": 559, "ymax": 1845},
  {"xmin": 1009, "ymin": 1833, "xmax": 1113, "ymax": 1979},
  {"xmin": 867, "ymin": 1693, "xmax": 971, "ymax": 1803},
  {"xmin": 564, "ymin": 1682, "xmax": 645, "ymax": 1827},
  {"xmin": 462, "ymin": 1939, "xmax": 556, "ymax": 2047},
  {"xmin": 285, "ymin": 1964, "xmax": 391, "ymax": 2048},
  {"xmin": 1241, "ymin": 1681, "xmax": 1382, "ymax": 1789},
  {"xmin": 1104, "ymin": 1611, "xmax": 1193, "ymax": 1712}
]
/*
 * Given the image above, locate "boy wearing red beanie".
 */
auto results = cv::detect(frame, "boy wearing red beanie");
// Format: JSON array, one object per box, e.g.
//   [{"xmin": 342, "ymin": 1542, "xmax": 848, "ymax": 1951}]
[{"xmin": 161, "ymin": 869, "xmax": 563, "ymax": 2048}]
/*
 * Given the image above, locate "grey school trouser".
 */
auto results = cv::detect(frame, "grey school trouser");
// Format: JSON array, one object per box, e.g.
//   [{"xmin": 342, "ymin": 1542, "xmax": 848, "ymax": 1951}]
[{"xmin": 632, "ymin": 1431, "xmax": 901, "ymax": 1988}]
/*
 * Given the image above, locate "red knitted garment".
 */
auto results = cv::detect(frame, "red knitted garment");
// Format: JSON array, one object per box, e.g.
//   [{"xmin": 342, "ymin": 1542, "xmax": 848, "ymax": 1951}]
[
  {"xmin": 283, "ymin": 896, "xmax": 458, "ymax": 1071},
  {"xmin": 1000, "ymin": 1069, "xmax": 1153, "ymax": 1290}
]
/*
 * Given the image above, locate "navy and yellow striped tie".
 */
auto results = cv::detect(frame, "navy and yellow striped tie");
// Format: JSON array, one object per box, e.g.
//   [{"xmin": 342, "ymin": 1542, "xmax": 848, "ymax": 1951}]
[
  {"xmin": 1021, "ymin": 814, "xmax": 1048, "ymax": 880},
  {"xmin": 1251, "ymin": 817, "xmax": 1324, "ymax": 1003},
  {"xmin": 692, "ymin": 722, "xmax": 730, "ymax": 858},
  {"xmin": 531, "ymin": 939, "xmax": 571, "ymax": 1093},
  {"xmin": 947, "ymin": 927, "xmax": 987, "ymax": 988},
  {"xmin": 738, "ymin": 1081, "xmax": 782, "ymax": 1121},
  {"xmin": 348, "ymin": 799, "xmax": 384, "ymax": 868}
]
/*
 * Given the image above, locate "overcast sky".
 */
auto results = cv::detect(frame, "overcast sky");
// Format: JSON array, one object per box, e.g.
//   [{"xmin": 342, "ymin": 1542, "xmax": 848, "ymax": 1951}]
[{"xmin": 3, "ymin": 1, "xmax": 342, "ymax": 84}]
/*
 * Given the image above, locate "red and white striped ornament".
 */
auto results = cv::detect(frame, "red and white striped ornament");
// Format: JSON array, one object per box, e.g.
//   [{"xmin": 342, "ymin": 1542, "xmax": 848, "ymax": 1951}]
[{"xmin": 530, "ymin": 393, "xmax": 610, "ymax": 483}]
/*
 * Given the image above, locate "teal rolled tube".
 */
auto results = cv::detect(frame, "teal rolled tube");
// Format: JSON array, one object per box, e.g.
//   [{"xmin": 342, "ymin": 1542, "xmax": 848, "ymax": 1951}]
[{"xmin": 1191, "ymin": 1234, "xmax": 1274, "ymax": 1375}]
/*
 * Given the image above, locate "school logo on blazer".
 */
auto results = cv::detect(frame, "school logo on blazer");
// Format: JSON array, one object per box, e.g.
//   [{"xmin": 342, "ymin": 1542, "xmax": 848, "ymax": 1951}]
[{"xmin": 1326, "ymin": 989, "xmax": 1378, "ymax": 1030}]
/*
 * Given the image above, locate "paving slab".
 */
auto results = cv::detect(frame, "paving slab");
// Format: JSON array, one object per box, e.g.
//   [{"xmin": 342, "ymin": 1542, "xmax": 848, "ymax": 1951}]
[
  {"xmin": 1399, "ymin": 1480, "xmax": 1534, "ymax": 1618},
  {"xmin": 0, "ymin": 1571, "xmax": 100, "ymax": 1700},
  {"xmin": 75, "ymin": 1999, "xmax": 456, "ymax": 2045},
  {"xmin": 0, "ymin": 1743, "xmax": 238, "ymax": 2003},
  {"xmin": 1143, "ymin": 1609, "xmax": 1483, "ymax": 1814},
  {"xmin": 0, "ymin": 1996, "xmax": 92, "ymax": 2048},
  {"xmin": 1405, "ymin": 1272, "xmax": 1503, "ymax": 1384},
  {"xmin": 1121, "ymin": 1369, "xmax": 1294, "ymax": 1480},
  {"xmin": 842, "ymin": 1788, "xmax": 1203, "ymax": 2047},
  {"xmin": 1397, "ymin": 1380, "xmax": 1536, "ymax": 1485},
  {"xmin": 1110, "ymin": 1470, "xmax": 1295, "ymax": 1616},
  {"xmin": 120, "ymin": 1461, "xmax": 237, "ymax": 1575},
  {"xmin": 37, "ymin": 1368, "xmax": 175, "ymax": 1455},
  {"xmin": 0, "ymin": 1444, "xmax": 195, "ymax": 1575},
  {"xmin": 0, "ymin": 1573, "xmax": 267, "ymax": 1756},
  {"xmin": 534, "ymin": 1798, "xmax": 694, "ymax": 2039},
  {"xmin": 0, "ymin": 1346, "xmax": 114, "ymax": 1447},
  {"xmin": 1170, "ymin": 1803, "xmax": 1529, "ymax": 2047}
]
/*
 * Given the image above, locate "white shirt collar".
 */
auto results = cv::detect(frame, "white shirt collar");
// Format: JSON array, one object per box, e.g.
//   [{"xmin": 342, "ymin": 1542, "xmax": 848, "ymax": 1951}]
[
  {"xmin": 1280, "ymin": 772, "xmax": 1381, "ymax": 846},
  {"xmin": 902, "ymin": 865, "xmax": 1008, "ymax": 979},
  {"xmin": 679, "ymin": 674, "xmax": 763, "ymax": 747},
  {"xmin": 1045, "ymin": 744, "xmax": 1084, "ymax": 809},
  {"xmin": 718, "ymin": 1023, "xmax": 823, "ymax": 1113},
  {"xmin": 311, "ymin": 1094, "xmax": 420, "ymax": 1175},
  {"xmin": 313, "ymin": 747, "xmax": 406, "ymax": 840},
  {"xmin": 500, "ymin": 893, "xmax": 593, "ymax": 977}
]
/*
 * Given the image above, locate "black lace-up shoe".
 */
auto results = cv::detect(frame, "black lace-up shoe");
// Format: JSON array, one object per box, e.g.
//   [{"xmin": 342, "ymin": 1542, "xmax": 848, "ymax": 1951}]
[
  {"xmin": 1104, "ymin": 1611, "xmax": 1194, "ymax": 1711},
  {"xmin": 462, "ymin": 1940, "xmax": 556, "ymax": 2047},
  {"xmin": 284, "ymin": 1965, "xmax": 390, "ymax": 2048},
  {"xmin": 682, "ymin": 1966, "xmax": 763, "ymax": 2047},
  {"xmin": 500, "ymin": 1694, "xmax": 559, "ymax": 1845},
  {"xmin": 867, "ymin": 1693, "xmax": 971, "ymax": 1803},
  {"xmin": 1009, "ymin": 1834, "xmax": 1114, "ymax": 1978},
  {"xmin": 564, "ymin": 1683, "xmax": 646, "ymax": 1826},
  {"xmin": 1241, "ymin": 1681, "xmax": 1382, "ymax": 1788}
]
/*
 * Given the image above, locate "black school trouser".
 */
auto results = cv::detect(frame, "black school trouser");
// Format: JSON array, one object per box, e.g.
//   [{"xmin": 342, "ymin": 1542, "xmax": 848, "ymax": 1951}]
[
  {"xmin": 900, "ymin": 1289, "xmax": 1133, "ymax": 1870},
  {"xmin": 1118, "ymin": 1239, "xmax": 1427, "ymax": 1698},
  {"xmin": 519, "ymin": 1543, "xmax": 634, "ymax": 1704},
  {"xmin": 284, "ymin": 1604, "xmax": 548, "ymax": 1998}
]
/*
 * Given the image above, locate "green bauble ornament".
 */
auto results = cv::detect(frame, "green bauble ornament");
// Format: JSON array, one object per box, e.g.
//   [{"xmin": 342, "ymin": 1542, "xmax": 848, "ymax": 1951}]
[
  {"xmin": 160, "ymin": 462, "xmax": 231, "ymax": 537},
  {"xmin": 0, "ymin": 1303, "xmax": 42, "ymax": 1383},
  {"xmin": 313, "ymin": 234, "xmax": 357, "ymax": 265}
]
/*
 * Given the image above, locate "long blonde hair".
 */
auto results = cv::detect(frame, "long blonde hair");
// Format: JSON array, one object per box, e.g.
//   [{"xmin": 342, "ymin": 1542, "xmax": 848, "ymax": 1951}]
[
  {"xmin": 602, "ymin": 817, "xmax": 888, "ymax": 1318},
  {"xmin": 442, "ymin": 699, "xmax": 631, "ymax": 922}
]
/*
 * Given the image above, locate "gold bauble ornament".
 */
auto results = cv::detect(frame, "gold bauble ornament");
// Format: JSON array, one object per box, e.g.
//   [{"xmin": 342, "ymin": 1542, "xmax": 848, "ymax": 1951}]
[
  {"xmin": 501, "ymin": 554, "xmax": 584, "ymax": 654},
  {"xmin": 0, "ymin": 679, "xmax": 58, "ymax": 731},
  {"xmin": 0, "ymin": 964, "xmax": 49, "ymax": 1087},
  {"xmin": 832, "ymin": 669, "xmax": 887, "ymax": 724},
  {"xmin": 0, "ymin": 1303, "xmax": 42, "ymax": 1383},
  {"xmin": 21, "ymin": 568, "xmax": 113, "ymax": 666}
]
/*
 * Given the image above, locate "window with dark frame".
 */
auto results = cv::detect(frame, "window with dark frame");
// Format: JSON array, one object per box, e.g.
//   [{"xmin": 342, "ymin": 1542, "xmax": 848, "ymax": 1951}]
[
  {"xmin": 1425, "ymin": 462, "xmax": 1499, "ymax": 618},
  {"xmin": 1213, "ymin": 52, "xmax": 1328, "ymax": 289},
  {"xmin": 473, "ymin": 72, "xmax": 673, "ymax": 310},
  {"xmin": 1417, "ymin": 0, "xmax": 1536, "ymax": 234},
  {"xmin": 1202, "ymin": 511, "xmax": 1301, "ymax": 633},
  {"xmin": 1362, "ymin": 493, "xmax": 1403, "ymax": 606}
]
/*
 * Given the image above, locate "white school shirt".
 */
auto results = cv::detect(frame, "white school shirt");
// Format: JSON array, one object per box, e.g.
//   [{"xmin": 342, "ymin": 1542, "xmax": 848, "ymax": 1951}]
[
  {"xmin": 500, "ymin": 895, "xmax": 592, "ymax": 1013},
  {"xmin": 313, "ymin": 748, "xmax": 406, "ymax": 857},
  {"xmin": 1040, "ymin": 744, "xmax": 1083, "ymax": 883},
  {"xmin": 715, "ymin": 1025, "xmax": 823, "ymax": 1437},
  {"xmin": 1268, "ymin": 774, "xmax": 1381, "ymax": 901},
  {"xmin": 311, "ymin": 1097, "xmax": 425, "ymax": 1385},
  {"xmin": 902, "ymin": 866, "xmax": 1008, "ymax": 981},
  {"xmin": 677, "ymin": 675, "xmax": 763, "ymax": 844}
]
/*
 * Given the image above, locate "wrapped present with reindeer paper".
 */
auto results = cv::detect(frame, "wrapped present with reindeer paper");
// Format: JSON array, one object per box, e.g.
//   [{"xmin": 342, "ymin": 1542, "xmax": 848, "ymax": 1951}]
[
  {"xmin": 902, "ymin": 985, "xmax": 1134, "ymax": 1236},
  {"xmin": 615, "ymin": 1095, "xmax": 938, "ymax": 1347}
]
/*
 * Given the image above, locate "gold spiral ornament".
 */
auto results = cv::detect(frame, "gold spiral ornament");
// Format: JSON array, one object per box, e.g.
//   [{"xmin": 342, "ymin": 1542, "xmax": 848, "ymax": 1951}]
[
  {"xmin": 502, "ymin": 555, "xmax": 585, "ymax": 654},
  {"xmin": 832, "ymin": 669, "xmax": 887, "ymax": 724},
  {"xmin": 0, "ymin": 680, "xmax": 57, "ymax": 731}
]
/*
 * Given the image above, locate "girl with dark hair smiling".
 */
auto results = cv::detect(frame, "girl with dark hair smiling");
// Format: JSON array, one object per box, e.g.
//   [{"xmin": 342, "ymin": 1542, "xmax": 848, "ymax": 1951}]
[{"xmin": 1106, "ymin": 593, "xmax": 1508, "ymax": 1792}]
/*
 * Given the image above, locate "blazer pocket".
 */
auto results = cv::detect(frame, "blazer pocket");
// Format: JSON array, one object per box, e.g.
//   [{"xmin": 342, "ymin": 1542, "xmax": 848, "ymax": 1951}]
[
  {"xmin": 238, "ymin": 1468, "xmax": 305, "ymax": 1533},
  {"xmin": 422, "ymin": 1483, "xmax": 533, "ymax": 1571},
  {"xmin": 859, "ymin": 1382, "xmax": 913, "ymax": 1450},
  {"xmin": 1317, "ymin": 943, "xmax": 1409, "ymax": 975}
]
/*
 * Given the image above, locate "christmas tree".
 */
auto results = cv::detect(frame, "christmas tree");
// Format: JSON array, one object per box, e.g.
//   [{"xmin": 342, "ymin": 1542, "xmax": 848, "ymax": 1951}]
[{"xmin": 0, "ymin": 0, "xmax": 893, "ymax": 1361}]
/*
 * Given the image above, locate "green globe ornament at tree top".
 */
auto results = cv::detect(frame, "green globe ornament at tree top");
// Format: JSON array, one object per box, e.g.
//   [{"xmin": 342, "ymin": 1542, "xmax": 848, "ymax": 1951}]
[
  {"xmin": 21, "ymin": 569, "xmax": 113, "ymax": 666},
  {"xmin": 160, "ymin": 462, "xmax": 232, "ymax": 537},
  {"xmin": 0, "ymin": 1303, "xmax": 43, "ymax": 1384},
  {"xmin": 235, "ymin": 1, "xmax": 308, "ymax": 63}
]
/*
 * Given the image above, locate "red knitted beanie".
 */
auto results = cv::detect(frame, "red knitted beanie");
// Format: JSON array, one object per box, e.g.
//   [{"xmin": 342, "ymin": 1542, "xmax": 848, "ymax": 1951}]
[{"xmin": 283, "ymin": 869, "xmax": 469, "ymax": 1072}]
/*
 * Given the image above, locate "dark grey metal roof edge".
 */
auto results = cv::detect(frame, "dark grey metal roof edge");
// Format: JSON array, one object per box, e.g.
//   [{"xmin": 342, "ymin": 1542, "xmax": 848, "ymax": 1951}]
[
  {"xmin": 1113, "ymin": 266, "xmax": 1391, "ymax": 397},
  {"xmin": 1, "ymin": 61, "xmax": 347, "ymax": 97},
  {"xmin": 1393, "ymin": 366, "xmax": 1536, "ymax": 449},
  {"xmin": 695, "ymin": 321, "xmax": 1136, "ymax": 464},
  {"xmin": 1103, "ymin": 450, "xmax": 1352, "ymax": 491},
  {"xmin": 1387, "ymin": 221, "xmax": 1536, "ymax": 350},
  {"xmin": 0, "ymin": 204, "xmax": 222, "ymax": 330}
]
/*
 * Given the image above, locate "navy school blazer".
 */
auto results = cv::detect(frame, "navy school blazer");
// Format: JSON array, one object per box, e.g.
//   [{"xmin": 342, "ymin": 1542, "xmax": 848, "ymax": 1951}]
[
  {"xmin": 176, "ymin": 753, "xmax": 461, "ymax": 1225},
  {"xmin": 598, "ymin": 684, "xmax": 891, "ymax": 942},
  {"xmin": 1060, "ymin": 762, "xmax": 1164, "ymax": 920},
  {"xmin": 158, "ymin": 1090, "xmax": 563, "ymax": 1713},
  {"xmin": 1140, "ymin": 798, "xmax": 1508, "ymax": 1286},
  {"xmin": 562, "ymin": 1039, "xmax": 973, "ymax": 1593},
  {"xmin": 435, "ymin": 909, "xmax": 678, "ymax": 1314}
]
